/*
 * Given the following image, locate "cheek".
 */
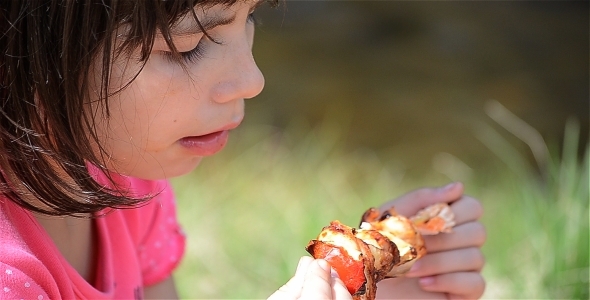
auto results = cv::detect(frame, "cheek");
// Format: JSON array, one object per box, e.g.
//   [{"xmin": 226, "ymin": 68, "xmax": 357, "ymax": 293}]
[
  {"xmin": 86, "ymin": 77, "xmax": 157, "ymax": 160},
  {"xmin": 111, "ymin": 60, "xmax": 177, "ymax": 123},
  {"xmin": 90, "ymin": 93, "xmax": 160, "ymax": 175},
  {"xmin": 87, "ymin": 53, "xmax": 207, "ymax": 177},
  {"xmin": 98, "ymin": 62, "xmax": 194, "ymax": 151}
]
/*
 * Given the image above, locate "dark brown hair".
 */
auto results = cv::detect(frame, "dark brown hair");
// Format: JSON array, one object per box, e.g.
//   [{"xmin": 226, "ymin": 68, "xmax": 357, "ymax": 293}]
[{"xmin": 0, "ymin": 0, "xmax": 276, "ymax": 216}]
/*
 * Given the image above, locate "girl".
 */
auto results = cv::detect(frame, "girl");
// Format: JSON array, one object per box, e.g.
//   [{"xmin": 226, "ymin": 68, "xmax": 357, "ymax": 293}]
[{"xmin": 0, "ymin": 1, "xmax": 485, "ymax": 299}]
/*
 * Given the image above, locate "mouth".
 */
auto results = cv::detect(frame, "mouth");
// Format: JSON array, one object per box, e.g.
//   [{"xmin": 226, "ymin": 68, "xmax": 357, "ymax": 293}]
[
  {"xmin": 178, "ymin": 119, "xmax": 242, "ymax": 156},
  {"xmin": 179, "ymin": 130, "xmax": 230, "ymax": 156}
]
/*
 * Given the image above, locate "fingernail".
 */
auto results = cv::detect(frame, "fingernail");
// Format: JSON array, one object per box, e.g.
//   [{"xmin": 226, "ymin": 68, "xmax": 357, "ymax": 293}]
[
  {"xmin": 317, "ymin": 259, "xmax": 331, "ymax": 272},
  {"xmin": 419, "ymin": 276, "xmax": 435, "ymax": 286},
  {"xmin": 330, "ymin": 268, "xmax": 340, "ymax": 279}
]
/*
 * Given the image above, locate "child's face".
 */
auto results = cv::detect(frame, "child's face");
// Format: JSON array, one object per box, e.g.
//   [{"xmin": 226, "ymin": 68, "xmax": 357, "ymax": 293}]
[{"xmin": 89, "ymin": 1, "xmax": 264, "ymax": 180}]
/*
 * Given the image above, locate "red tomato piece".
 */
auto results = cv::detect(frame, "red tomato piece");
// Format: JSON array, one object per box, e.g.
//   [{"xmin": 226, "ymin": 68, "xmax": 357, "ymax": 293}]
[{"xmin": 309, "ymin": 241, "xmax": 366, "ymax": 295}]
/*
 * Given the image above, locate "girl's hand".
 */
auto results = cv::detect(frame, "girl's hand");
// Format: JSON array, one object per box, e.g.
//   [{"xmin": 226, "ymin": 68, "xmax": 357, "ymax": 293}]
[
  {"xmin": 376, "ymin": 182, "xmax": 486, "ymax": 300},
  {"xmin": 268, "ymin": 256, "xmax": 352, "ymax": 300}
]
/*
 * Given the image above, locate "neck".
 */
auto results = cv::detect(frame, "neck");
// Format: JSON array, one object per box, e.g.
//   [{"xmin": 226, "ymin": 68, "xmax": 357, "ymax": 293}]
[{"xmin": 33, "ymin": 213, "xmax": 97, "ymax": 284}]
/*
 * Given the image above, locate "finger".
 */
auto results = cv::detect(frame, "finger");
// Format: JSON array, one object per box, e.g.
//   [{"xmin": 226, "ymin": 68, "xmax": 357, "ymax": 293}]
[
  {"xmin": 449, "ymin": 195, "xmax": 483, "ymax": 225},
  {"xmin": 423, "ymin": 221, "xmax": 486, "ymax": 253},
  {"xmin": 380, "ymin": 182, "xmax": 464, "ymax": 216},
  {"xmin": 376, "ymin": 277, "xmax": 446, "ymax": 299},
  {"xmin": 299, "ymin": 259, "xmax": 334, "ymax": 300},
  {"xmin": 331, "ymin": 274, "xmax": 353, "ymax": 300},
  {"xmin": 268, "ymin": 256, "xmax": 313, "ymax": 300},
  {"xmin": 405, "ymin": 247, "xmax": 485, "ymax": 278},
  {"xmin": 417, "ymin": 272, "xmax": 486, "ymax": 300}
]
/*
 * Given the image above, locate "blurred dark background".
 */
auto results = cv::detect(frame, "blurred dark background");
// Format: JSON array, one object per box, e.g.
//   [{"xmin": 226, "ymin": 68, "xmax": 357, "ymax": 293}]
[{"xmin": 245, "ymin": 1, "xmax": 589, "ymax": 176}]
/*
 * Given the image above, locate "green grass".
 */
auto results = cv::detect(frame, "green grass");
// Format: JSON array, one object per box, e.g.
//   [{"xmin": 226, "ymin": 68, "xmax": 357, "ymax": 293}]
[
  {"xmin": 171, "ymin": 118, "xmax": 588, "ymax": 299},
  {"xmin": 476, "ymin": 119, "xmax": 589, "ymax": 299}
]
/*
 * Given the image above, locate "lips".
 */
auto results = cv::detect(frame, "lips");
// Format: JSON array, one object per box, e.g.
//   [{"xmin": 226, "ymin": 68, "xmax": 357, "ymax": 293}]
[{"xmin": 179, "ymin": 130, "xmax": 229, "ymax": 156}]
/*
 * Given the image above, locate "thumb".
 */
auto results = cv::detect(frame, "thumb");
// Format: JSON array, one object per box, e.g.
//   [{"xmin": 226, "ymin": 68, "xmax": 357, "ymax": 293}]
[
  {"xmin": 268, "ymin": 256, "xmax": 313, "ymax": 300},
  {"xmin": 380, "ymin": 182, "xmax": 464, "ymax": 216},
  {"xmin": 299, "ymin": 259, "xmax": 335, "ymax": 300}
]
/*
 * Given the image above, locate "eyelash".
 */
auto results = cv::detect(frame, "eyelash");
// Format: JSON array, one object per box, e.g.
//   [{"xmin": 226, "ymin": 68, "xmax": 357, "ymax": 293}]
[
  {"xmin": 247, "ymin": 12, "xmax": 258, "ymax": 25},
  {"xmin": 162, "ymin": 13, "xmax": 257, "ymax": 64}
]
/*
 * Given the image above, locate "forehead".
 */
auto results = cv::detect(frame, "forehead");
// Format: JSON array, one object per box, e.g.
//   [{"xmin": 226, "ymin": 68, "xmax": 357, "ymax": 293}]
[
  {"xmin": 170, "ymin": 0, "xmax": 262, "ymax": 36},
  {"xmin": 190, "ymin": 0, "xmax": 263, "ymax": 16}
]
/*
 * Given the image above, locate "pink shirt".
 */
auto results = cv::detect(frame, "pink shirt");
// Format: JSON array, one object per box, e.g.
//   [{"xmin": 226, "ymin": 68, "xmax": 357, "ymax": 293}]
[{"xmin": 0, "ymin": 171, "xmax": 186, "ymax": 299}]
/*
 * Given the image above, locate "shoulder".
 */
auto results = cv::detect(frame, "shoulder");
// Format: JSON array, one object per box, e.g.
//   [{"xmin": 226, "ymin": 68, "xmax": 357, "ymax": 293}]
[
  {"xmin": 0, "ymin": 200, "xmax": 54, "ymax": 299},
  {"xmin": 88, "ymin": 166, "xmax": 179, "ymax": 242},
  {"xmin": 115, "ymin": 178, "xmax": 179, "ymax": 242},
  {"xmin": 110, "ymin": 178, "xmax": 186, "ymax": 286},
  {"xmin": 89, "ymin": 166, "xmax": 185, "ymax": 267},
  {"xmin": 0, "ymin": 243, "xmax": 54, "ymax": 299},
  {"xmin": 0, "ymin": 197, "xmax": 34, "ymax": 255}
]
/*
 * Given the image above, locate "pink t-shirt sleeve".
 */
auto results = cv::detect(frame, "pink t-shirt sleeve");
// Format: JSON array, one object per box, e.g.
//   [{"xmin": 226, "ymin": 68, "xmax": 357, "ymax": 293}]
[
  {"xmin": 0, "ymin": 261, "xmax": 49, "ymax": 300},
  {"xmin": 122, "ymin": 179, "xmax": 186, "ymax": 287}
]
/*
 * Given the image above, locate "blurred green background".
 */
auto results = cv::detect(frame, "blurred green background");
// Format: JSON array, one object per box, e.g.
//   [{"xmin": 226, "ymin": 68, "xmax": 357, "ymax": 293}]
[
  {"xmin": 248, "ymin": 0, "xmax": 588, "ymax": 176},
  {"xmin": 173, "ymin": 1, "xmax": 589, "ymax": 299}
]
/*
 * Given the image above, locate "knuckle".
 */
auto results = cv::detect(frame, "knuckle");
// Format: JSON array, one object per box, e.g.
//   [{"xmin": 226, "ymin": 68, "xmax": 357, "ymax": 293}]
[
  {"xmin": 473, "ymin": 274, "xmax": 486, "ymax": 298},
  {"xmin": 391, "ymin": 187, "xmax": 439, "ymax": 214},
  {"xmin": 412, "ymin": 187, "xmax": 437, "ymax": 200},
  {"xmin": 469, "ymin": 248, "xmax": 486, "ymax": 270},
  {"xmin": 424, "ymin": 232, "xmax": 444, "ymax": 250},
  {"xmin": 471, "ymin": 222, "xmax": 487, "ymax": 247},
  {"xmin": 463, "ymin": 196, "xmax": 484, "ymax": 219}
]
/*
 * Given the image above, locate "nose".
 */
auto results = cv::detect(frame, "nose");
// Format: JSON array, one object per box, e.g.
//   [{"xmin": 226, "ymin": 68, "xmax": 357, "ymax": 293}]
[{"xmin": 211, "ymin": 42, "xmax": 265, "ymax": 104}]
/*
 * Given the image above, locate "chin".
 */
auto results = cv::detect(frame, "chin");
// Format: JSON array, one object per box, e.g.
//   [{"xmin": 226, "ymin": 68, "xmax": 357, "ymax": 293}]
[
  {"xmin": 119, "ymin": 157, "xmax": 204, "ymax": 180},
  {"xmin": 168, "ymin": 157, "xmax": 204, "ymax": 178},
  {"xmin": 158, "ymin": 157, "xmax": 204, "ymax": 179}
]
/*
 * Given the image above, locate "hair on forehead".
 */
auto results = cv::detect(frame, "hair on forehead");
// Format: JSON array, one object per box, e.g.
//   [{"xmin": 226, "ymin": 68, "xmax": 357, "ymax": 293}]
[
  {"xmin": 0, "ymin": 0, "xmax": 277, "ymax": 217},
  {"xmin": 116, "ymin": 0, "xmax": 276, "ymax": 65}
]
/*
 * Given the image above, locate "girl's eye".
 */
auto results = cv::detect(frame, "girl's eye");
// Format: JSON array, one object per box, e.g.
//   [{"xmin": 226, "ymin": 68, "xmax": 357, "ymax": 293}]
[
  {"xmin": 247, "ymin": 12, "xmax": 257, "ymax": 25},
  {"xmin": 161, "ymin": 38, "xmax": 206, "ymax": 64},
  {"xmin": 162, "ymin": 12, "xmax": 257, "ymax": 64}
]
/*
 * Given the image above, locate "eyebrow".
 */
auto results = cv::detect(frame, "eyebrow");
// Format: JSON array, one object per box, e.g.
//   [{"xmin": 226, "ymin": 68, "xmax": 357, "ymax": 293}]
[
  {"xmin": 170, "ymin": 14, "xmax": 236, "ymax": 37},
  {"xmin": 249, "ymin": 0, "xmax": 266, "ymax": 12},
  {"xmin": 171, "ymin": 0, "xmax": 265, "ymax": 37}
]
